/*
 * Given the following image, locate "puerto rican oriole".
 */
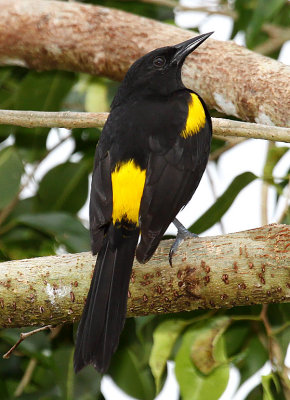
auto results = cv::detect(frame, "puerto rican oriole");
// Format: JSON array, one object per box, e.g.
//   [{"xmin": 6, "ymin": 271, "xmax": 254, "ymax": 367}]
[{"xmin": 74, "ymin": 32, "xmax": 213, "ymax": 373}]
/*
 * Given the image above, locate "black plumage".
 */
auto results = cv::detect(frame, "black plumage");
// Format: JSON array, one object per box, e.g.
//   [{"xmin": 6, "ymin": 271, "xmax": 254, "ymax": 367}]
[{"xmin": 74, "ymin": 33, "xmax": 213, "ymax": 373}]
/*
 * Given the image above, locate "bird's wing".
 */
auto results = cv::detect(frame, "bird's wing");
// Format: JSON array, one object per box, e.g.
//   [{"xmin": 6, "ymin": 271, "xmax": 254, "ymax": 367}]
[
  {"xmin": 89, "ymin": 137, "xmax": 113, "ymax": 255},
  {"xmin": 136, "ymin": 119, "xmax": 211, "ymax": 264}
]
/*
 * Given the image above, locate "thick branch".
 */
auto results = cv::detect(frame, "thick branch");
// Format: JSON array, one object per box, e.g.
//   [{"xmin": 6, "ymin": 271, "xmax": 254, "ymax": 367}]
[
  {"xmin": 0, "ymin": 110, "xmax": 289, "ymax": 142},
  {"xmin": 0, "ymin": 0, "xmax": 289, "ymax": 127},
  {"xmin": 0, "ymin": 224, "xmax": 289, "ymax": 328}
]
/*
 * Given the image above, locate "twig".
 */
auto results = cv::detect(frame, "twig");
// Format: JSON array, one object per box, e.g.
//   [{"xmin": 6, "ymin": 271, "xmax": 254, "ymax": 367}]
[
  {"xmin": 14, "ymin": 358, "xmax": 37, "ymax": 397},
  {"xmin": 0, "ymin": 196, "xmax": 19, "ymax": 227},
  {"xmin": 230, "ymin": 315, "xmax": 261, "ymax": 322},
  {"xmin": 272, "ymin": 321, "xmax": 290, "ymax": 336},
  {"xmin": 0, "ymin": 110, "xmax": 289, "ymax": 143},
  {"xmin": 49, "ymin": 325, "xmax": 63, "ymax": 340},
  {"xmin": 3, "ymin": 325, "xmax": 53, "ymax": 359},
  {"xmin": 0, "ymin": 110, "xmax": 108, "ymax": 129},
  {"xmin": 7, "ymin": 324, "xmax": 62, "ymax": 396},
  {"xmin": 260, "ymin": 304, "xmax": 275, "ymax": 367}
]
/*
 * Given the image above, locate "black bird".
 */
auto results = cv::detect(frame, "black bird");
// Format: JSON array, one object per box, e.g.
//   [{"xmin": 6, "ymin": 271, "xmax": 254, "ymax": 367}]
[{"xmin": 74, "ymin": 32, "xmax": 213, "ymax": 373}]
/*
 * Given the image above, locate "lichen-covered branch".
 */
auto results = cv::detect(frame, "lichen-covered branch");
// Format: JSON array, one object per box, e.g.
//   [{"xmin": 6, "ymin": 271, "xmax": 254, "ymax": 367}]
[
  {"xmin": 0, "ymin": 224, "xmax": 289, "ymax": 329},
  {"xmin": 0, "ymin": 110, "xmax": 289, "ymax": 142},
  {"xmin": 0, "ymin": 0, "xmax": 289, "ymax": 127}
]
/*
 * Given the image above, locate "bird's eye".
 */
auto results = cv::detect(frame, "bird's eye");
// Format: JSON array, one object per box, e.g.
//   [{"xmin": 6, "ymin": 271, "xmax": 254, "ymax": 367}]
[{"xmin": 153, "ymin": 56, "xmax": 166, "ymax": 68}]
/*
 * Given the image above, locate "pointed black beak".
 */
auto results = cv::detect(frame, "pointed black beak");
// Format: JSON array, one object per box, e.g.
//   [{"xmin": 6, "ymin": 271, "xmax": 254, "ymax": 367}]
[{"xmin": 171, "ymin": 32, "xmax": 213, "ymax": 66}]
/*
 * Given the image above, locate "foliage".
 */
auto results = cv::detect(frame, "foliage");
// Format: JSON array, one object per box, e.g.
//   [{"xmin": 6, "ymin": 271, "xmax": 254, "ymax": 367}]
[{"xmin": 0, "ymin": 0, "xmax": 289, "ymax": 399}]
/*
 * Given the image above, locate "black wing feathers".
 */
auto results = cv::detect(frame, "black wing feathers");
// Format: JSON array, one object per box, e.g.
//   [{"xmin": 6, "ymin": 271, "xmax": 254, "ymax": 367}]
[
  {"xmin": 89, "ymin": 150, "xmax": 112, "ymax": 254},
  {"xmin": 137, "ymin": 118, "xmax": 211, "ymax": 264}
]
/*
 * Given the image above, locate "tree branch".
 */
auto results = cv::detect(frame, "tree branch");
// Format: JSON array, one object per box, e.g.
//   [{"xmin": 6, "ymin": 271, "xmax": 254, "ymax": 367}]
[
  {"xmin": 0, "ymin": 224, "xmax": 289, "ymax": 329},
  {"xmin": 0, "ymin": 0, "xmax": 289, "ymax": 127},
  {"xmin": 0, "ymin": 110, "xmax": 289, "ymax": 143}
]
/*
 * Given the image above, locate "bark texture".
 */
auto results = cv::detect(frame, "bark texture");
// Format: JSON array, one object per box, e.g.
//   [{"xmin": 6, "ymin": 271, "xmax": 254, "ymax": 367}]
[
  {"xmin": 0, "ymin": 0, "xmax": 289, "ymax": 127},
  {"xmin": 0, "ymin": 224, "xmax": 289, "ymax": 329}
]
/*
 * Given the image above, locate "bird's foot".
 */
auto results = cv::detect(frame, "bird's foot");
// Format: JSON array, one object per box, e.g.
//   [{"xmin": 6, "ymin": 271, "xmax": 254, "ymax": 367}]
[{"xmin": 169, "ymin": 218, "xmax": 198, "ymax": 266}]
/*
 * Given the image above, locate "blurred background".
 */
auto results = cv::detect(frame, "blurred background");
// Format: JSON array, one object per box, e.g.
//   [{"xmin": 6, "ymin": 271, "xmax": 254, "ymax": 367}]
[{"xmin": 0, "ymin": 0, "xmax": 289, "ymax": 399}]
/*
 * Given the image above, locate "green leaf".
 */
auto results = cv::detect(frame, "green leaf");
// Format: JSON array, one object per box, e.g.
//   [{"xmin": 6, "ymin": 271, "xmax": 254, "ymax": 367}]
[
  {"xmin": 275, "ymin": 166, "xmax": 290, "ymax": 204},
  {"xmin": 1, "ymin": 227, "xmax": 55, "ymax": 260},
  {"xmin": 175, "ymin": 323, "xmax": 229, "ymax": 400},
  {"xmin": 263, "ymin": 145, "xmax": 289, "ymax": 188},
  {"xmin": 135, "ymin": 316, "xmax": 158, "ymax": 361},
  {"xmin": 210, "ymin": 138, "xmax": 226, "ymax": 157},
  {"xmin": 16, "ymin": 212, "xmax": 90, "ymax": 252},
  {"xmin": 238, "ymin": 336, "xmax": 268, "ymax": 384},
  {"xmin": 246, "ymin": 385, "xmax": 264, "ymax": 400},
  {"xmin": 13, "ymin": 70, "xmax": 76, "ymax": 161},
  {"xmin": 0, "ymin": 378, "xmax": 9, "ymax": 400},
  {"xmin": 232, "ymin": 0, "xmax": 255, "ymax": 39},
  {"xmin": 246, "ymin": 0, "xmax": 286, "ymax": 48},
  {"xmin": 85, "ymin": 80, "xmax": 110, "ymax": 112},
  {"xmin": 189, "ymin": 172, "xmax": 257, "ymax": 234},
  {"xmin": 52, "ymin": 347, "xmax": 74, "ymax": 400},
  {"xmin": 73, "ymin": 364, "xmax": 102, "ymax": 400},
  {"xmin": 224, "ymin": 322, "xmax": 250, "ymax": 358},
  {"xmin": 108, "ymin": 318, "xmax": 155, "ymax": 400},
  {"xmin": 149, "ymin": 319, "xmax": 189, "ymax": 393},
  {"xmin": 0, "ymin": 147, "xmax": 23, "ymax": 209},
  {"xmin": 37, "ymin": 161, "xmax": 90, "ymax": 213},
  {"xmin": 16, "ymin": 71, "xmax": 76, "ymax": 112},
  {"xmin": 84, "ymin": 0, "xmax": 173, "ymax": 21},
  {"xmin": 267, "ymin": 303, "xmax": 290, "ymax": 363},
  {"xmin": 262, "ymin": 373, "xmax": 282, "ymax": 400},
  {"xmin": 72, "ymin": 128, "xmax": 101, "ymax": 158},
  {"xmin": 191, "ymin": 317, "xmax": 231, "ymax": 374},
  {"xmin": 275, "ymin": 305, "xmax": 290, "ymax": 357},
  {"xmin": 109, "ymin": 347, "xmax": 155, "ymax": 400}
]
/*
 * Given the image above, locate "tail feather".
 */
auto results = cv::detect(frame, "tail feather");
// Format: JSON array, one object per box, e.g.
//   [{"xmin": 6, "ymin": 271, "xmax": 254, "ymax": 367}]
[{"xmin": 74, "ymin": 224, "xmax": 139, "ymax": 373}]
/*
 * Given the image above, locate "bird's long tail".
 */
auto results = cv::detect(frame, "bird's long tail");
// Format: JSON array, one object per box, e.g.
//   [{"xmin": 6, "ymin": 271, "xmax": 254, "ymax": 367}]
[{"xmin": 74, "ymin": 224, "xmax": 139, "ymax": 373}]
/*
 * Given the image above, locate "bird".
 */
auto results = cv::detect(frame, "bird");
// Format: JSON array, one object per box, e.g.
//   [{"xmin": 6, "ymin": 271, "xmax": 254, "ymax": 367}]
[{"xmin": 74, "ymin": 32, "xmax": 213, "ymax": 374}]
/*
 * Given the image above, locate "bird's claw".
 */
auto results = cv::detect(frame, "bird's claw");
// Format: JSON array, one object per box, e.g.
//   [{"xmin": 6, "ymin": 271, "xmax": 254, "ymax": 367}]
[{"xmin": 169, "ymin": 218, "xmax": 198, "ymax": 267}]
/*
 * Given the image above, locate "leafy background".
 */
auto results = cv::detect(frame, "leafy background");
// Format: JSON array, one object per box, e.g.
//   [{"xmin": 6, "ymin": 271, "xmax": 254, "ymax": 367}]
[{"xmin": 0, "ymin": 0, "xmax": 289, "ymax": 399}]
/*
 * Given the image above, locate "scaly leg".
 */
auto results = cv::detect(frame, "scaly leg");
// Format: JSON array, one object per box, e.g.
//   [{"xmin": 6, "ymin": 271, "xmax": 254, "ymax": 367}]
[{"xmin": 169, "ymin": 218, "xmax": 198, "ymax": 266}]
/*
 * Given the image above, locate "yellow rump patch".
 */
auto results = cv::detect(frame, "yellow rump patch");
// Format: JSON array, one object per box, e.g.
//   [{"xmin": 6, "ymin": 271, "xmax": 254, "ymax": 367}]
[
  {"xmin": 111, "ymin": 160, "xmax": 146, "ymax": 225},
  {"xmin": 181, "ymin": 93, "xmax": 206, "ymax": 139}
]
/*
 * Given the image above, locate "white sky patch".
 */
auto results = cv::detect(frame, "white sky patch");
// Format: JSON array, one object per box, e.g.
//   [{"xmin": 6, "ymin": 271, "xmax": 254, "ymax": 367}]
[
  {"xmin": 233, "ymin": 31, "xmax": 246, "ymax": 47},
  {"xmin": 46, "ymin": 283, "xmax": 71, "ymax": 306},
  {"xmin": 199, "ymin": 15, "xmax": 233, "ymax": 41},
  {"xmin": 278, "ymin": 40, "xmax": 290, "ymax": 64}
]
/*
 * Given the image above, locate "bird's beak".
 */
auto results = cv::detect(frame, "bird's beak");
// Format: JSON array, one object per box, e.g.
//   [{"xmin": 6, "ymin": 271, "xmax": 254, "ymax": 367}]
[{"xmin": 171, "ymin": 32, "xmax": 213, "ymax": 65}]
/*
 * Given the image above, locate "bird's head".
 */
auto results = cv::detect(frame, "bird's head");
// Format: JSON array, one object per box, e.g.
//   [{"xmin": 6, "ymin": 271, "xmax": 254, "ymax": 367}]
[{"xmin": 115, "ymin": 32, "xmax": 213, "ymax": 103}]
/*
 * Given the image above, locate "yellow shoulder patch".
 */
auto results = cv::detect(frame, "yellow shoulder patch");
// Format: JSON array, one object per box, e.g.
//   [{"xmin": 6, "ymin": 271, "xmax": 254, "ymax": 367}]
[
  {"xmin": 180, "ymin": 93, "xmax": 206, "ymax": 139},
  {"xmin": 111, "ymin": 160, "xmax": 146, "ymax": 225}
]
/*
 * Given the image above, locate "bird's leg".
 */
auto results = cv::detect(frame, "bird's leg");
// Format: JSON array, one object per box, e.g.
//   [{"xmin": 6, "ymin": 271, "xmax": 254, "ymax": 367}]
[{"xmin": 169, "ymin": 218, "xmax": 198, "ymax": 266}]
